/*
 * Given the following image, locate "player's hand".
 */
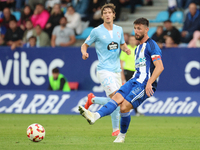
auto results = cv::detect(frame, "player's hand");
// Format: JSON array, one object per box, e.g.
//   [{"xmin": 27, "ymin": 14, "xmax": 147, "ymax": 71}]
[
  {"xmin": 124, "ymin": 48, "xmax": 131, "ymax": 55},
  {"xmin": 82, "ymin": 52, "xmax": 89, "ymax": 60},
  {"xmin": 145, "ymin": 82, "xmax": 154, "ymax": 97}
]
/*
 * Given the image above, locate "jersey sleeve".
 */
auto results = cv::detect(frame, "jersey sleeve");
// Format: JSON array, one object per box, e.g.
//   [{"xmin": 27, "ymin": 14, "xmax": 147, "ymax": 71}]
[
  {"xmin": 148, "ymin": 40, "xmax": 162, "ymax": 62},
  {"xmin": 85, "ymin": 29, "xmax": 96, "ymax": 46},
  {"xmin": 120, "ymin": 27, "xmax": 125, "ymax": 44}
]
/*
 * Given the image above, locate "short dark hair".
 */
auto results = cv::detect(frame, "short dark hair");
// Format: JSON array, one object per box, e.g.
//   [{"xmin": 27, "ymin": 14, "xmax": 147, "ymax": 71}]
[
  {"xmin": 36, "ymin": 3, "xmax": 44, "ymax": 7},
  {"xmin": 164, "ymin": 20, "xmax": 172, "ymax": 23},
  {"xmin": 25, "ymin": 19, "xmax": 32, "ymax": 23},
  {"xmin": 9, "ymin": 18, "xmax": 17, "ymax": 23},
  {"xmin": 67, "ymin": 4, "xmax": 74, "ymax": 10},
  {"xmin": 133, "ymin": 18, "xmax": 149, "ymax": 27},
  {"xmin": 52, "ymin": 68, "xmax": 59, "ymax": 73},
  {"xmin": 29, "ymin": 35, "xmax": 36, "ymax": 41},
  {"xmin": 60, "ymin": 16, "xmax": 67, "ymax": 22},
  {"xmin": 35, "ymin": 24, "xmax": 42, "ymax": 28}
]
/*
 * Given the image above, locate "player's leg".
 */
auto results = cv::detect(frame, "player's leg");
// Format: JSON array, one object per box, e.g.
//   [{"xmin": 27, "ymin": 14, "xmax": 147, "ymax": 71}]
[
  {"xmin": 114, "ymin": 100, "xmax": 133, "ymax": 143},
  {"xmin": 109, "ymin": 72, "xmax": 122, "ymax": 135},
  {"xmin": 91, "ymin": 70, "xmax": 122, "ymax": 135},
  {"xmin": 79, "ymin": 80, "xmax": 132, "ymax": 125},
  {"xmin": 114, "ymin": 80, "xmax": 146, "ymax": 143},
  {"xmin": 85, "ymin": 93, "xmax": 110, "ymax": 109},
  {"xmin": 79, "ymin": 93, "xmax": 124, "ymax": 124},
  {"xmin": 84, "ymin": 93, "xmax": 120, "ymax": 135},
  {"xmin": 124, "ymin": 70, "xmax": 143, "ymax": 116},
  {"xmin": 84, "ymin": 71, "xmax": 118, "ymax": 109}
]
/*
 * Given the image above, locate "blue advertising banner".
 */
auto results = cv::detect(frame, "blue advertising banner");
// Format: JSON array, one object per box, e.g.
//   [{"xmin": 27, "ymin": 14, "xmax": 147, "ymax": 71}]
[
  {"xmin": 159, "ymin": 48, "xmax": 200, "ymax": 91},
  {"xmin": 0, "ymin": 90, "xmax": 200, "ymax": 116},
  {"xmin": 0, "ymin": 47, "xmax": 99, "ymax": 91},
  {"xmin": 0, "ymin": 47, "xmax": 199, "ymax": 91}
]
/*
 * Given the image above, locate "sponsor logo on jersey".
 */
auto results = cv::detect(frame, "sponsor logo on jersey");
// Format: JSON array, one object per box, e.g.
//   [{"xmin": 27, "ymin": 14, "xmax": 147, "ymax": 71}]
[
  {"xmin": 141, "ymin": 47, "xmax": 145, "ymax": 53},
  {"xmin": 107, "ymin": 42, "xmax": 118, "ymax": 52},
  {"xmin": 86, "ymin": 35, "xmax": 90, "ymax": 41},
  {"xmin": 117, "ymin": 32, "xmax": 120, "ymax": 38},
  {"xmin": 135, "ymin": 57, "xmax": 146, "ymax": 68}
]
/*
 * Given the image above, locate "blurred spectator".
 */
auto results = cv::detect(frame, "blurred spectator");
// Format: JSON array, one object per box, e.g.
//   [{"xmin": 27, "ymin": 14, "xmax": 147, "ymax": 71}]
[
  {"xmin": 64, "ymin": 5, "xmax": 83, "ymax": 35},
  {"xmin": 15, "ymin": 0, "xmax": 28, "ymax": 10},
  {"xmin": 119, "ymin": 0, "xmax": 143, "ymax": 14},
  {"xmin": 181, "ymin": 3, "xmax": 200, "ymax": 43},
  {"xmin": 45, "ymin": 3, "xmax": 64, "ymax": 38},
  {"xmin": 120, "ymin": 35, "xmax": 138, "ymax": 84},
  {"xmin": 4, "ymin": 18, "xmax": 24, "ymax": 50},
  {"xmin": 2, "ymin": 7, "xmax": 16, "ymax": 29},
  {"xmin": 0, "ymin": 36, "xmax": 6, "ymax": 46},
  {"xmin": 0, "ymin": 0, "xmax": 16, "ymax": 11},
  {"xmin": 159, "ymin": 36, "xmax": 178, "ymax": 49},
  {"xmin": 46, "ymin": 0, "xmax": 61, "ymax": 12},
  {"xmin": 51, "ymin": 17, "xmax": 75, "ymax": 47},
  {"xmin": 176, "ymin": 0, "xmax": 191, "ymax": 9},
  {"xmin": 165, "ymin": 36, "xmax": 178, "ymax": 47},
  {"xmin": 71, "ymin": 0, "xmax": 90, "ymax": 19},
  {"xmin": 145, "ymin": 0, "xmax": 153, "ymax": 6},
  {"xmin": 28, "ymin": 0, "xmax": 47, "ymax": 10},
  {"xmin": 23, "ymin": 35, "xmax": 37, "ymax": 48},
  {"xmin": 0, "ymin": 18, "xmax": 7, "ymax": 38},
  {"xmin": 31, "ymin": 3, "xmax": 50, "ymax": 29},
  {"xmin": 32, "ymin": 24, "xmax": 50, "ymax": 47},
  {"xmin": 124, "ymin": 33, "xmax": 129, "ymax": 44},
  {"xmin": 22, "ymin": 19, "xmax": 34, "ymax": 43},
  {"xmin": 161, "ymin": 20, "xmax": 181, "ymax": 44},
  {"xmin": 152, "ymin": 26, "xmax": 163, "ymax": 43},
  {"xmin": 188, "ymin": 31, "xmax": 200, "ymax": 47},
  {"xmin": 196, "ymin": 37, "xmax": 200, "ymax": 47},
  {"xmin": 60, "ymin": 0, "xmax": 71, "ymax": 8},
  {"xmin": 87, "ymin": 0, "xmax": 103, "ymax": 27},
  {"xmin": 168, "ymin": 0, "xmax": 177, "ymax": 15},
  {"xmin": 48, "ymin": 67, "xmax": 71, "ymax": 92},
  {"xmin": 18, "ymin": 5, "xmax": 33, "ymax": 31}
]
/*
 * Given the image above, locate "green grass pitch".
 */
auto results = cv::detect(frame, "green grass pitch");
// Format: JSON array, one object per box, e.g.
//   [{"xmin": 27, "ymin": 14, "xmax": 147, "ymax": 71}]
[{"xmin": 0, "ymin": 114, "xmax": 200, "ymax": 150}]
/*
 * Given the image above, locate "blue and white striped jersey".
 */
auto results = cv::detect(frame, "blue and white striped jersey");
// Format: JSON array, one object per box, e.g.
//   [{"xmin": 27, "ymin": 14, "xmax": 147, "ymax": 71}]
[{"xmin": 132, "ymin": 38, "xmax": 162, "ymax": 90}]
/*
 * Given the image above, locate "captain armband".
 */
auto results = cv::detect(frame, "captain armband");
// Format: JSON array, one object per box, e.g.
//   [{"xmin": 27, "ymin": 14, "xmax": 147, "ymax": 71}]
[{"xmin": 151, "ymin": 55, "xmax": 161, "ymax": 62}]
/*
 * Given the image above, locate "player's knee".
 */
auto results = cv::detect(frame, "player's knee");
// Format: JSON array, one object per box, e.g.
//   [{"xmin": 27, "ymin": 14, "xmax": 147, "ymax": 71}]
[
  {"xmin": 120, "ymin": 100, "xmax": 133, "ymax": 113},
  {"xmin": 120, "ymin": 105, "xmax": 129, "ymax": 113}
]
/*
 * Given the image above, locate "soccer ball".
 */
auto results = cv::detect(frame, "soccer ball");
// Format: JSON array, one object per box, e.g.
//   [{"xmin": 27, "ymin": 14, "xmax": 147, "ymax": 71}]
[{"xmin": 27, "ymin": 123, "xmax": 45, "ymax": 142}]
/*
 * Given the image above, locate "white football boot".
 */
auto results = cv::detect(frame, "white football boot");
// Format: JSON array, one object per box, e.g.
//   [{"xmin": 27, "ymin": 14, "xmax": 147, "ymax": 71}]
[
  {"xmin": 113, "ymin": 132, "xmax": 125, "ymax": 143},
  {"xmin": 79, "ymin": 106, "xmax": 95, "ymax": 125}
]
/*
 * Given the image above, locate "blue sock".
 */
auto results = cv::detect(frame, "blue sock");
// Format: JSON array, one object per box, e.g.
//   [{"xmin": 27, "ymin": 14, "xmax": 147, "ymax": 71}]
[
  {"xmin": 97, "ymin": 99, "xmax": 118, "ymax": 118},
  {"xmin": 94, "ymin": 97, "xmax": 110, "ymax": 105},
  {"xmin": 120, "ymin": 112, "xmax": 131, "ymax": 134},
  {"xmin": 111, "ymin": 106, "xmax": 120, "ymax": 130}
]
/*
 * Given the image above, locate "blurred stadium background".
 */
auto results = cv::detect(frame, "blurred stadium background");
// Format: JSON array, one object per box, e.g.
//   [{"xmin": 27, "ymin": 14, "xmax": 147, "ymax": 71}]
[{"xmin": 0, "ymin": 0, "xmax": 200, "ymax": 149}]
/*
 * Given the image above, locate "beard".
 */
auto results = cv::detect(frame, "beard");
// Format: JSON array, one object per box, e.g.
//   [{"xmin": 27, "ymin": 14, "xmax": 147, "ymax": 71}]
[
  {"xmin": 61, "ymin": 23, "xmax": 66, "ymax": 27},
  {"xmin": 135, "ymin": 34, "xmax": 144, "ymax": 41}
]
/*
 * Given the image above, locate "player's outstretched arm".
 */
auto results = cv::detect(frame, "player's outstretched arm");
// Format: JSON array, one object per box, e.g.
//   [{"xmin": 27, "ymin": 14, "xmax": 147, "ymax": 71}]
[
  {"xmin": 146, "ymin": 59, "xmax": 164, "ymax": 97},
  {"xmin": 81, "ymin": 43, "xmax": 89, "ymax": 60},
  {"xmin": 120, "ymin": 43, "xmax": 131, "ymax": 55}
]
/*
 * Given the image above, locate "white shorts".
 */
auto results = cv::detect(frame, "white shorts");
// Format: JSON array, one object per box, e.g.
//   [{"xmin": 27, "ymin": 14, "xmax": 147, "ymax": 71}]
[{"xmin": 97, "ymin": 70, "xmax": 122, "ymax": 97}]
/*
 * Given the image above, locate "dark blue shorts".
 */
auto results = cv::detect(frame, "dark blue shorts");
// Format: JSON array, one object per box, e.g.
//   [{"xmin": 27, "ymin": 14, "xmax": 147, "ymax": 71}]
[{"xmin": 117, "ymin": 78, "xmax": 151, "ymax": 109}]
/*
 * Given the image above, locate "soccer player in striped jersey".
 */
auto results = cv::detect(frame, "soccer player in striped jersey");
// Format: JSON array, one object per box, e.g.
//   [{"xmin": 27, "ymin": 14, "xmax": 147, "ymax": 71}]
[{"xmin": 79, "ymin": 17, "xmax": 164, "ymax": 143}]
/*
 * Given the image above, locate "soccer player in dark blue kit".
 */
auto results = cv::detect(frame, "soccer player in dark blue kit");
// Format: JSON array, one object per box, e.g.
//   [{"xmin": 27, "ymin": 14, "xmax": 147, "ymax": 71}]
[{"xmin": 79, "ymin": 17, "xmax": 164, "ymax": 143}]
